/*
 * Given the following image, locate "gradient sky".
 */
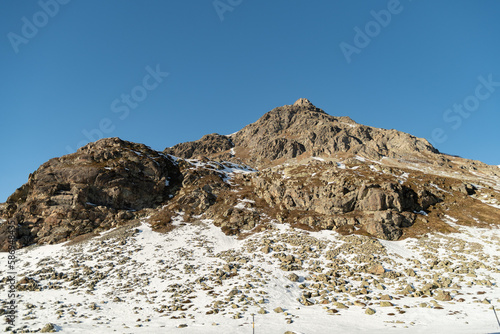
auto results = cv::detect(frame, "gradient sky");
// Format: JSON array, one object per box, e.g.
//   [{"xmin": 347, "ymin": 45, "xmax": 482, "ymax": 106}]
[{"xmin": 1, "ymin": 0, "xmax": 500, "ymax": 202}]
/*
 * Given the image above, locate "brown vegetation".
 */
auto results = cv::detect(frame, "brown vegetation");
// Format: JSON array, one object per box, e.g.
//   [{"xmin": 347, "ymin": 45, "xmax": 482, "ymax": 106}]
[{"xmin": 148, "ymin": 208, "xmax": 175, "ymax": 233}]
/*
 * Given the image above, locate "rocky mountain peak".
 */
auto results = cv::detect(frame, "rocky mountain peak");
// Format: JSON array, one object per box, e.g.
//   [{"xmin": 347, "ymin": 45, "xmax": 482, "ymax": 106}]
[
  {"xmin": 287, "ymin": 98, "xmax": 327, "ymax": 115},
  {"xmin": 165, "ymin": 99, "xmax": 442, "ymax": 168},
  {"xmin": 293, "ymin": 98, "xmax": 314, "ymax": 108}
]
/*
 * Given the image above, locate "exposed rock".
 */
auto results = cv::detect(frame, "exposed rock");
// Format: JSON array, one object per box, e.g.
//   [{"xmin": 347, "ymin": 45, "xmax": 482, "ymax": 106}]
[
  {"xmin": 365, "ymin": 308, "xmax": 376, "ymax": 315},
  {"xmin": 368, "ymin": 264, "xmax": 385, "ymax": 275},
  {"xmin": 166, "ymin": 98, "xmax": 439, "ymax": 169},
  {"xmin": 40, "ymin": 323, "xmax": 56, "ymax": 333},
  {"xmin": 0, "ymin": 138, "xmax": 181, "ymax": 250},
  {"xmin": 434, "ymin": 290, "xmax": 452, "ymax": 302},
  {"xmin": 364, "ymin": 211, "xmax": 415, "ymax": 241},
  {"xmin": 165, "ymin": 133, "xmax": 234, "ymax": 160},
  {"xmin": 1, "ymin": 98, "xmax": 498, "ymax": 250}
]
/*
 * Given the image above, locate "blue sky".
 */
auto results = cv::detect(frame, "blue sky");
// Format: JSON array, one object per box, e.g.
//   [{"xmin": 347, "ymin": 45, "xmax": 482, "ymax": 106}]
[{"xmin": 1, "ymin": 0, "xmax": 499, "ymax": 202}]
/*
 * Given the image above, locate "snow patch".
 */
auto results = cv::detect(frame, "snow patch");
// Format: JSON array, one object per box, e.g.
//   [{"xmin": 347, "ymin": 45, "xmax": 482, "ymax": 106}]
[
  {"xmin": 234, "ymin": 198, "xmax": 255, "ymax": 210},
  {"xmin": 430, "ymin": 183, "xmax": 451, "ymax": 194},
  {"xmin": 378, "ymin": 239, "xmax": 417, "ymax": 259}
]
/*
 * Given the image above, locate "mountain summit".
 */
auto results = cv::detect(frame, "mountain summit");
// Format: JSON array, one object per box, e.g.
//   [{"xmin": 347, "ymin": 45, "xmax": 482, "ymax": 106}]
[
  {"xmin": 166, "ymin": 99, "xmax": 439, "ymax": 167},
  {"xmin": 292, "ymin": 97, "xmax": 315, "ymax": 107}
]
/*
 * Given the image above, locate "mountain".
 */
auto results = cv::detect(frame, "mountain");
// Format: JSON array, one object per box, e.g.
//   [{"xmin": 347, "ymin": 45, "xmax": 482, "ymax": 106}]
[
  {"xmin": 1, "ymin": 99, "xmax": 500, "ymax": 333},
  {"xmin": 1, "ymin": 99, "xmax": 499, "ymax": 250},
  {"xmin": 165, "ymin": 98, "xmax": 440, "ymax": 167}
]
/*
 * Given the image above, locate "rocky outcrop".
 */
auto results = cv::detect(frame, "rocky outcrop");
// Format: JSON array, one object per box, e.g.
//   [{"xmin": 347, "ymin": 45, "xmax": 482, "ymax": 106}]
[
  {"xmin": 165, "ymin": 98, "xmax": 440, "ymax": 168},
  {"xmin": 165, "ymin": 133, "xmax": 234, "ymax": 160},
  {"xmin": 0, "ymin": 138, "xmax": 181, "ymax": 250},
  {"xmin": 233, "ymin": 99, "xmax": 439, "ymax": 167},
  {"xmin": 245, "ymin": 165, "xmax": 427, "ymax": 240},
  {"xmin": 365, "ymin": 211, "xmax": 415, "ymax": 240}
]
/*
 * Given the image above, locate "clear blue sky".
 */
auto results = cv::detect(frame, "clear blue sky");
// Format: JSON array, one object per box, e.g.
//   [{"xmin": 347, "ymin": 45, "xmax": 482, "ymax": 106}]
[{"xmin": 1, "ymin": 0, "xmax": 499, "ymax": 202}]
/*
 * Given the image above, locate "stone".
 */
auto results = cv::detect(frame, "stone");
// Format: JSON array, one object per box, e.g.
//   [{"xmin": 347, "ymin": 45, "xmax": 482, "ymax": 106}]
[
  {"xmin": 365, "ymin": 308, "xmax": 376, "ymax": 315},
  {"xmin": 434, "ymin": 290, "xmax": 452, "ymax": 302},
  {"xmin": 368, "ymin": 264, "xmax": 385, "ymax": 275},
  {"xmin": 380, "ymin": 294, "xmax": 392, "ymax": 300},
  {"xmin": 40, "ymin": 323, "xmax": 56, "ymax": 333},
  {"xmin": 333, "ymin": 302, "xmax": 348, "ymax": 309}
]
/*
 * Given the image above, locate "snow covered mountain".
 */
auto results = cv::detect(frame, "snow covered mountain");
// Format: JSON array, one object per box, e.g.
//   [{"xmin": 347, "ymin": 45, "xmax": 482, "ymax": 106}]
[{"xmin": 1, "ymin": 99, "xmax": 499, "ymax": 333}]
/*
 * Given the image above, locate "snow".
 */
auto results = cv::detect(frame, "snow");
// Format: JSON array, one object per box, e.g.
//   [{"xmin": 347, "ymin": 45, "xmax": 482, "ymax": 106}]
[
  {"xmin": 312, "ymin": 157, "xmax": 325, "ymax": 161},
  {"xmin": 160, "ymin": 153, "xmax": 179, "ymax": 163},
  {"xmin": 430, "ymin": 183, "xmax": 451, "ymax": 194},
  {"xmin": 230, "ymin": 148, "xmax": 235, "ymax": 156},
  {"xmin": 3, "ymin": 217, "xmax": 500, "ymax": 333},
  {"xmin": 399, "ymin": 172, "xmax": 409, "ymax": 180},
  {"xmin": 340, "ymin": 122, "xmax": 356, "ymax": 128},
  {"xmin": 234, "ymin": 198, "xmax": 255, "ymax": 210},
  {"xmin": 355, "ymin": 155, "xmax": 382, "ymax": 165},
  {"xmin": 185, "ymin": 159, "xmax": 257, "ymax": 184},
  {"xmin": 476, "ymin": 193, "xmax": 500, "ymax": 209},
  {"xmin": 336, "ymin": 162, "xmax": 346, "ymax": 169},
  {"xmin": 378, "ymin": 239, "xmax": 417, "ymax": 259},
  {"xmin": 131, "ymin": 150, "xmax": 143, "ymax": 156}
]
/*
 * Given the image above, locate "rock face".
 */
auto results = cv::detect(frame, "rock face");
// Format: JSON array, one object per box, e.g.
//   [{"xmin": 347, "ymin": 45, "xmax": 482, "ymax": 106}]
[
  {"xmin": 164, "ymin": 133, "xmax": 234, "ymax": 160},
  {"xmin": 0, "ymin": 138, "xmax": 181, "ymax": 250},
  {"xmin": 197, "ymin": 161, "xmax": 443, "ymax": 240},
  {"xmin": 166, "ymin": 98, "xmax": 439, "ymax": 168},
  {"xmin": 1, "ymin": 99, "xmax": 499, "ymax": 249}
]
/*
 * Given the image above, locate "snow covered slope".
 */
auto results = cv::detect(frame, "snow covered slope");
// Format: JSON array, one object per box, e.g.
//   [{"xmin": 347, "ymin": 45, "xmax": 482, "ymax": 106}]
[{"xmin": 2, "ymin": 216, "xmax": 499, "ymax": 333}]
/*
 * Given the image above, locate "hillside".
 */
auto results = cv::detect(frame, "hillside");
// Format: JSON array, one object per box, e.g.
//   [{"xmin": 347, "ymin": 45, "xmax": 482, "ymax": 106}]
[{"xmin": 1, "ymin": 99, "xmax": 500, "ymax": 333}]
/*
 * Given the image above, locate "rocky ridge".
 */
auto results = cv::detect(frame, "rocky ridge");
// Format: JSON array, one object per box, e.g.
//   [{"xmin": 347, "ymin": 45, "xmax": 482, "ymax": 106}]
[
  {"xmin": 165, "ymin": 98, "xmax": 440, "ymax": 167},
  {"xmin": 0, "ymin": 138, "xmax": 181, "ymax": 251}
]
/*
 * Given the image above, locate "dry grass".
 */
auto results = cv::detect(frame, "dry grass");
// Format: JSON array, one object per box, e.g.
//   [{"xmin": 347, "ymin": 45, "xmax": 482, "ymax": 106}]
[
  {"xmin": 65, "ymin": 232, "xmax": 100, "ymax": 246},
  {"xmin": 148, "ymin": 208, "xmax": 176, "ymax": 233}
]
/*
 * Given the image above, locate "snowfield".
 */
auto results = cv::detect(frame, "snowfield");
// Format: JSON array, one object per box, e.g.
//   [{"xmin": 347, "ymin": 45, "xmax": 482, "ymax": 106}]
[{"xmin": 2, "ymin": 217, "xmax": 500, "ymax": 333}]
